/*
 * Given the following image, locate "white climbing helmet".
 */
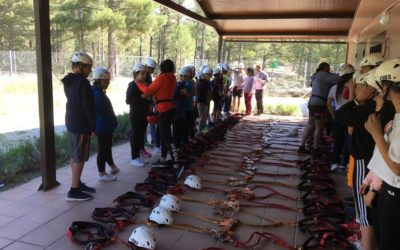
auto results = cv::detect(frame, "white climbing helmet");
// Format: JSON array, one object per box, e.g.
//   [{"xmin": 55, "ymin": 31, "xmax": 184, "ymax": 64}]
[
  {"xmin": 338, "ymin": 64, "xmax": 355, "ymax": 77},
  {"xmin": 221, "ymin": 63, "xmax": 230, "ymax": 72},
  {"xmin": 93, "ymin": 67, "xmax": 110, "ymax": 80},
  {"xmin": 355, "ymin": 73, "xmax": 368, "ymax": 85},
  {"xmin": 143, "ymin": 58, "xmax": 156, "ymax": 69},
  {"xmin": 71, "ymin": 51, "xmax": 93, "ymax": 65},
  {"xmin": 213, "ymin": 67, "xmax": 221, "ymax": 75},
  {"xmin": 360, "ymin": 53, "xmax": 384, "ymax": 67},
  {"xmin": 202, "ymin": 66, "xmax": 212, "ymax": 75},
  {"xmin": 375, "ymin": 58, "xmax": 400, "ymax": 83},
  {"xmin": 184, "ymin": 175, "xmax": 202, "ymax": 189},
  {"xmin": 179, "ymin": 66, "xmax": 191, "ymax": 76},
  {"xmin": 159, "ymin": 194, "xmax": 180, "ymax": 211},
  {"xmin": 238, "ymin": 62, "xmax": 245, "ymax": 69},
  {"xmin": 128, "ymin": 226, "xmax": 156, "ymax": 250},
  {"xmin": 363, "ymin": 69, "xmax": 383, "ymax": 93},
  {"xmin": 149, "ymin": 206, "xmax": 173, "ymax": 225},
  {"xmin": 132, "ymin": 63, "xmax": 144, "ymax": 73}
]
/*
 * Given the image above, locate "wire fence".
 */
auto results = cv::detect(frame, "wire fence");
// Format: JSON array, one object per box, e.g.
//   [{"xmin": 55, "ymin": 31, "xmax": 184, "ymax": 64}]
[{"xmin": 0, "ymin": 51, "xmax": 216, "ymax": 78}]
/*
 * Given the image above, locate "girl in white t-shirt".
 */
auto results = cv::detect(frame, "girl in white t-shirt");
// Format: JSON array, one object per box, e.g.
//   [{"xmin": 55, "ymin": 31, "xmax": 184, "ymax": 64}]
[{"xmin": 364, "ymin": 58, "xmax": 400, "ymax": 250}]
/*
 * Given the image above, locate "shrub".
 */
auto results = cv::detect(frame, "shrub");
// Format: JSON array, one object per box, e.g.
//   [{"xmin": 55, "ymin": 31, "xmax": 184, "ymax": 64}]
[
  {"xmin": 263, "ymin": 103, "xmax": 300, "ymax": 116},
  {"xmin": 0, "ymin": 113, "xmax": 131, "ymax": 189}
]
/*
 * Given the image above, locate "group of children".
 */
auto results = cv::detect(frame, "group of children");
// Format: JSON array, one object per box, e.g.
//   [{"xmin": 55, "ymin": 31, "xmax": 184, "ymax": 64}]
[
  {"xmin": 62, "ymin": 51, "xmax": 270, "ymax": 202},
  {"xmin": 299, "ymin": 53, "xmax": 400, "ymax": 250}
]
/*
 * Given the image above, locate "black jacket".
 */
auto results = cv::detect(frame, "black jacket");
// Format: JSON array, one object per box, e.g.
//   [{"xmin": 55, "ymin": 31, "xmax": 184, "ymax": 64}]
[
  {"xmin": 126, "ymin": 80, "xmax": 150, "ymax": 114},
  {"xmin": 62, "ymin": 73, "xmax": 96, "ymax": 134},
  {"xmin": 196, "ymin": 79, "xmax": 210, "ymax": 104},
  {"xmin": 335, "ymin": 99, "xmax": 395, "ymax": 160}
]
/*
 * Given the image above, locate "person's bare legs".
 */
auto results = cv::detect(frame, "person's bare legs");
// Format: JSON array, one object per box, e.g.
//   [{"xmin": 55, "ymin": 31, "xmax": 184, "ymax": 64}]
[
  {"xmin": 300, "ymin": 116, "xmax": 315, "ymax": 146},
  {"xmin": 71, "ymin": 159, "xmax": 84, "ymax": 188},
  {"xmin": 236, "ymin": 97, "xmax": 241, "ymax": 113},
  {"xmin": 313, "ymin": 117, "xmax": 325, "ymax": 149},
  {"xmin": 361, "ymin": 226, "xmax": 376, "ymax": 250},
  {"xmin": 231, "ymin": 97, "xmax": 237, "ymax": 113}
]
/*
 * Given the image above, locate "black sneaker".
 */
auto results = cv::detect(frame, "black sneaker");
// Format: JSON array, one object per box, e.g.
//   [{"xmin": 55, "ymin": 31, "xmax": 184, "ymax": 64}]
[
  {"xmin": 66, "ymin": 190, "xmax": 93, "ymax": 201},
  {"xmin": 0, "ymin": 180, "xmax": 4, "ymax": 189},
  {"xmin": 298, "ymin": 145, "xmax": 310, "ymax": 154},
  {"xmin": 79, "ymin": 182, "xmax": 96, "ymax": 193},
  {"xmin": 152, "ymin": 160, "xmax": 169, "ymax": 168}
]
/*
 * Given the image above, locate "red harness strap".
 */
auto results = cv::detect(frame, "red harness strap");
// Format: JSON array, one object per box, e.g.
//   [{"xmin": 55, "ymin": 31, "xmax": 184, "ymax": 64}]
[{"xmin": 231, "ymin": 231, "xmax": 296, "ymax": 250}]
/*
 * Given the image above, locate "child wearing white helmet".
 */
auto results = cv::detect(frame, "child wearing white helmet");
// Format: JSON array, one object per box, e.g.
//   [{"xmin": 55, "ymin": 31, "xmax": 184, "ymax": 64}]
[
  {"xmin": 92, "ymin": 67, "xmax": 119, "ymax": 181},
  {"xmin": 196, "ymin": 66, "xmax": 212, "ymax": 133},
  {"xmin": 126, "ymin": 63, "xmax": 151, "ymax": 167},
  {"xmin": 334, "ymin": 60, "xmax": 395, "ymax": 250},
  {"xmin": 142, "ymin": 58, "xmax": 158, "ymax": 152},
  {"xmin": 363, "ymin": 58, "xmax": 400, "ymax": 250},
  {"xmin": 221, "ymin": 63, "xmax": 233, "ymax": 116},
  {"xmin": 231, "ymin": 63, "xmax": 245, "ymax": 114},
  {"xmin": 173, "ymin": 67, "xmax": 193, "ymax": 146},
  {"xmin": 359, "ymin": 53, "xmax": 384, "ymax": 75},
  {"xmin": 62, "ymin": 51, "xmax": 96, "ymax": 201},
  {"xmin": 210, "ymin": 67, "xmax": 224, "ymax": 123}
]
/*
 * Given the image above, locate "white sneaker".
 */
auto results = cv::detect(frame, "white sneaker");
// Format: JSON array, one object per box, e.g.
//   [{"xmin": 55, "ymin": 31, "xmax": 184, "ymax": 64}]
[
  {"xmin": 130, "ymin": 157, "xmax": 145, "ymax": 167},
  {"xmin": 330, "ymin": 163, "xmax": 339, "ymax": 171},
  {"xmin": 154, "ymin": 148, "xmax": 161, "ymax": 155},
  {"xmin": 97, "ymin": 173, "xmax": 117, "ymax": 182}
]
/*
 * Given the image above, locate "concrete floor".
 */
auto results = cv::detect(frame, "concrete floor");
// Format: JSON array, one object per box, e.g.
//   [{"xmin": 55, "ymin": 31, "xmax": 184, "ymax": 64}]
[{"xmin": 0, "ymin": 115, "xmax": 350, "ymax": 250}]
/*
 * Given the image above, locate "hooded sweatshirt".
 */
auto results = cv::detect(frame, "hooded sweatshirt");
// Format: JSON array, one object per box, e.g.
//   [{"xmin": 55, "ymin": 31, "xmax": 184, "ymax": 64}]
[
  {"xmin": 92, "ymin": 85, "xmax": 118, "ymax": 135},
  {"xmin": 136, "ymin": 73, "xmax": 177, "ymax": 113},
  {"xmin": 62, "ymin": 73, "xmax": 96, "ymax": 134}
]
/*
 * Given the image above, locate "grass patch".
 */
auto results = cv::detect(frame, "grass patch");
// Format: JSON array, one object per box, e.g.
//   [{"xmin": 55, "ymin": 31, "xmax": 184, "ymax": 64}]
[
  {"xmin": 264, "ymin": 103, "xmax": 300, "ymax": 116},
  {"xmin": 0, "ymin": 113, "xmax": 131, "ymax": 190}
]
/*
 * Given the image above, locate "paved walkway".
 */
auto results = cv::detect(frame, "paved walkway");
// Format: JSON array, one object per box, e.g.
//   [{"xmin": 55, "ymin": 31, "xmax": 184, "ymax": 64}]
[{"xmin": 0, "ymin": 115, "xmax": 349, "ymax": 250}]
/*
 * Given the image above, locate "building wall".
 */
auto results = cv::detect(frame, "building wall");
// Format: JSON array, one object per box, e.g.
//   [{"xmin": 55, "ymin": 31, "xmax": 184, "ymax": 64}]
[{"xmin": 347, "ymin": 0, "xmax": 400, "ymax": 66}]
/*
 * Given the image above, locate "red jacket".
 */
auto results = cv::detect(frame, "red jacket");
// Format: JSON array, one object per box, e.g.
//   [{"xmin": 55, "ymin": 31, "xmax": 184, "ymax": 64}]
[{"xmin": 137, "ymin": 73, "xmax": 177, "ymax": 113}]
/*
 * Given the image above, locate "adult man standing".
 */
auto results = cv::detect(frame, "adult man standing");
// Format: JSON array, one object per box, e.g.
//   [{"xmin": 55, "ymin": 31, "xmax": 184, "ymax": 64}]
[{"xmin": 254, "ymin": 65, "xmax": 269, "ymax": 115}]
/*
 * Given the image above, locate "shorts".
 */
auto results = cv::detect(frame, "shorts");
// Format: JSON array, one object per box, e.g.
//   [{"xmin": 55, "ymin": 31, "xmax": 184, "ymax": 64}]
[
  {"xmin": 213, "ymin": 99, "xmax": 222, "ymax": 111},
  {"xmin": 68, "ymin": 132, "xmax": 91, "ymax": 163},
  {"xmin": 308, "ymin": 104, "xmax": 327, "ymax": 119},
  {"xmin": 232, "ymin": 87, "xmax": 242, "ymax": 97}
]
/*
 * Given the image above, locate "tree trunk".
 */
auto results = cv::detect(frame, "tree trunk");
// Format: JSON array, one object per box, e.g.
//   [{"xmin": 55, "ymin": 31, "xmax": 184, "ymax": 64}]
[
  {"xmin": 157, "ymin": 32, "xmax": 161, "ymax": 63},
  {"xmin": 139, "ymin": 37, "xmax": 143, "ymax": 57},
  {"xmin": 262, "ymin": 49, "xmax": 266, "ymax": 70},
  {"xmin": 227, "ymin": 47, "xmax": 231, "ymax": 63},
  {"xmin": 239, "ymin": 43, "xmax": 243, "ymax": 62},
  {"xmin": 108, "ymin": 28, "xmax": 116, "ymax": 80},
  {"xmin": 149, "ymin": 36, "xmax": 153, "ymax": 57},
  {"xmin": 194, "ymin": 22, "xmax": 199, "ymax": 60},
  {"xmin": 200, "ymin": 24, "xmax": 205, "ymax": 59}
]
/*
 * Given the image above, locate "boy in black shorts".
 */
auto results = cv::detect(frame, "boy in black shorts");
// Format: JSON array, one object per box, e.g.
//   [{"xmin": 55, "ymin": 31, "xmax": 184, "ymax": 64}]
[{"xmin": 62, "ymin": 51, "xmax": 96, "ymax": 201}]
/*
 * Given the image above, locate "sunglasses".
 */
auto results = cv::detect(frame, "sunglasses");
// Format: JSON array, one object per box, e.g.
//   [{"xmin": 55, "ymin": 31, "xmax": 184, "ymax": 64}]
[{"xmin": 180, "ymin": 75, "xmax": 191, "ymax": 77}]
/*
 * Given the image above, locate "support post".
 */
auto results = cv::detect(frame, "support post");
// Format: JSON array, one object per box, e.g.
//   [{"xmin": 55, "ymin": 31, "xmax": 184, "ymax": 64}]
[{"xmin": 33, "ymin": 0, "xmax": 59, "ymax": 191}]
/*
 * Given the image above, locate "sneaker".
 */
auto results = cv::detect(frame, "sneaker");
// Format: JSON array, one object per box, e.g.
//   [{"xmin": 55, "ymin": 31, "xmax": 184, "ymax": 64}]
[
  {"xmin": 141, "ymin": 149, "xmax": 152, "ymax": 158},
  {"xmin": 152, "ymin": 160, "xmax": 169, "ymax": 168},
  {"xmin": 79, "ymin": 182, "xmax": 96, "ymax": 193},
  {"xmin": 66, "ymin": 190, "xmax": 93, "ymax": 201},
  {"xmin": 130, "ymin": 157, "xmax": 145, "ymax": 167},
  {"xmin": 154, "ymin": 148, "xmax": 161, "ymax": 156},
  {"xmin": 0, "ymin": 181, "xmax": 4, "ymax": 189},
  {"xmin": 97, "ymin": 173, "xmax": 117, "ymax": 182},
  {"xmin": 330, "ymin": 163, "xmax": 339, "ymax": 172},
  {"xmin": 145, "ymin": 142, "xmax": 154, "ymax": 148},
  {"xmin": 297, "ymin": 145, "xmax": 310, "ymax": 154}
]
